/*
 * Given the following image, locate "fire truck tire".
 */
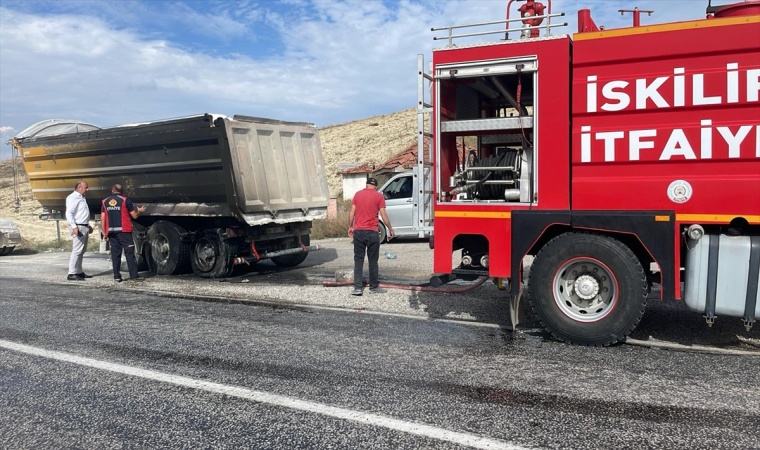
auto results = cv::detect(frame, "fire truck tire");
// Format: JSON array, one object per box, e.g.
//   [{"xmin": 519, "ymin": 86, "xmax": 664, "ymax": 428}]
[
  {"xmin": 528, "ymin": 232, "xmax": 647, "ymax": 346},
  {"xmin": 191, "ymin": 231, "xmax": 236, "ymax": 278},
  {"xmin": 272, "ymin": 234, "xmax": 310, "ymax": 268},
  {"xmin": 146, "ymin": 221, "xmax": 191, "ymax": 275}
]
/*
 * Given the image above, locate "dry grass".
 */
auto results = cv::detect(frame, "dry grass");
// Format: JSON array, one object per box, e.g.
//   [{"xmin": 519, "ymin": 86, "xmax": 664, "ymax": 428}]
[
  {"xmin": 320, "ymin": 108, "xmax": 420, "ymax": 197},
  {"xmin": 311, "ymin": 198, "xmax": 352, "ymax": 239}
]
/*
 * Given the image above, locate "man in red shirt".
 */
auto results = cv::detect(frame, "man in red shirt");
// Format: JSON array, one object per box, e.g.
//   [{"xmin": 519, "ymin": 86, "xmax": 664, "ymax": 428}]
[{"xmin": 348, "ymin": 177, "xmax": 394, "ymax": 296}]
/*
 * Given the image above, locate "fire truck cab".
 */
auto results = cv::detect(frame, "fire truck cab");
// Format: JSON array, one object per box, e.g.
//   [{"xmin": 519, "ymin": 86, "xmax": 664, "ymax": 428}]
[{"xmin": 415, "ymin": 1, "xmax": 760, "ymax": 345}]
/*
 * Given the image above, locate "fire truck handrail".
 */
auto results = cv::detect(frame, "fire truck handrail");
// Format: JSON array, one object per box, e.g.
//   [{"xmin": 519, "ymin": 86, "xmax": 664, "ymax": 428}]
[
  {"xmin": 415, "ymin": 53, "xmax": 434, "ymax": 234},
  {"xmin": 432, "ymin": 13, "xmax": 566, "ymax": 46}
]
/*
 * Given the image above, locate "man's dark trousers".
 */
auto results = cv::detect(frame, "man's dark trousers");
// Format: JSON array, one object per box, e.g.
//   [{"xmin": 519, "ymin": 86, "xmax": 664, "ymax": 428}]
[
  {"xmin": 353, "ymin": 229, "xmax": 380, "ymax": 290},
  {"xmin": 109, "ymin": 232, "xmax": 138, "ymax": 280}
]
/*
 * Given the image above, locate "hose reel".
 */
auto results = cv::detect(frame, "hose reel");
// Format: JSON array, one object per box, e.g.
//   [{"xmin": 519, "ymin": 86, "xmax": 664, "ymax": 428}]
[{"xmin": 454, "ymin": 150, "xmax": 522, "ymax": 201}]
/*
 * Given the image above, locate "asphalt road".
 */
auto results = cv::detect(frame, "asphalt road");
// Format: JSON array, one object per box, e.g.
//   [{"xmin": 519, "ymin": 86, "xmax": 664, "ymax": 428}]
[{"xmin": 1, "ymin": 275, "xmax": 759, "ymax": 450}]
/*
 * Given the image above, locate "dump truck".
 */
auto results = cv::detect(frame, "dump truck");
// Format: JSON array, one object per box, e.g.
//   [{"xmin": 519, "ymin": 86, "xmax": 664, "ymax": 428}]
[
  {"xmin": 413, "ymin": 0, "xmax": 760, "ymax": 345},
  {"xmin": 11, "ymin": 114, "xmax": 330, "ymax": 278}
]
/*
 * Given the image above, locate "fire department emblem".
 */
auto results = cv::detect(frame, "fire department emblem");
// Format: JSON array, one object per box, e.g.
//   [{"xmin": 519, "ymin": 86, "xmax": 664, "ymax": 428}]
[
  {"xmin": 108, "ymin": 199, "xmax": 118, "ymax": 207},
  {"xmin": 667, "ymin": 180, "xmax": 692, "ymax": 204}
]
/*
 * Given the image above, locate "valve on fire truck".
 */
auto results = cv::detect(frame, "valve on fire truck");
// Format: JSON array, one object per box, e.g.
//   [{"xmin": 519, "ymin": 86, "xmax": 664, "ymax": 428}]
[{"xmin": 518, "ymin": 0, "xmax": 546, "ymax": 38}]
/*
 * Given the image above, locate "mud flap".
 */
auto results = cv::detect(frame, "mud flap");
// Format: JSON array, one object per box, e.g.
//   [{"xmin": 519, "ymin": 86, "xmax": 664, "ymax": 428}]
[{"xmin": 509, "ymin": 284, "xmax": 524, "ymax": 331}]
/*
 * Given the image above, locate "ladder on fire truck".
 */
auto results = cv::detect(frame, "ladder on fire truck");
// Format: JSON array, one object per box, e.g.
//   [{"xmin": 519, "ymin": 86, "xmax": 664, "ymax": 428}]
[{"xmin": 413, "ymin": 54, "xmax": 434, "ymax": 235}]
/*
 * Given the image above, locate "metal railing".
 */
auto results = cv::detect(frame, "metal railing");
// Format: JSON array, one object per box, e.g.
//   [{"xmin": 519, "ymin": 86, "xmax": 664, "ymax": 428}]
[{"xmin": 432, "ymin": 13, "xmax": 567, "ymax": 46}]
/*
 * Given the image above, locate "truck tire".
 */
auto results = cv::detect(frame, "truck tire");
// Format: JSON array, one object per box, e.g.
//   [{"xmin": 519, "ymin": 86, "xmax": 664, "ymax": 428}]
[
  {"xmin": 272, "ymin": 234, "xmax": 310, "ymax": 268},
  {"xmin": 527, "ymin": 232, "xmax": 647, "ymax": 346},
  {"xmin": 191, "ymin": 231, "xmax": 237, "ymax": 278},
  {"xmin": 134, "ymin": 234, "xmax": 149, "ymax": 272},
  {"xmin": 147, "ymin": 221, "xmax": 191, "ymax": 275}
]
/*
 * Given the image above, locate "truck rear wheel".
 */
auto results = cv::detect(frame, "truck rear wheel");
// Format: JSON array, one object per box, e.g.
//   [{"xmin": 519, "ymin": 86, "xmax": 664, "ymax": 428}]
[
  {"xmin": 272, "ymin": 234, "xmax": 310, "ymax": 268},
  {"xmin": 147, "ymin": 221, "xmax": 191, "ymax": 275},
  {"xmin": 134, "ymin": 234, "xmax": 149, "ymax": 271},
  {"xmin": 528, "ymin": 232, "xmax": 647, "ymax": 346},
  {"xmin": 191, "ymin": 231, "xmax": 237, "ymax": 278}
]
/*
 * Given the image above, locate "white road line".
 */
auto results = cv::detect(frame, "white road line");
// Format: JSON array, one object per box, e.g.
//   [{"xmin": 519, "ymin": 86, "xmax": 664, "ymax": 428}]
[
  {"xmin": 0, "ymin": 339, "xmax": 528, "ymax": 450},
  {"xmin": 625, "ymin": 338, "xmax": 760, "ymax": 356}
]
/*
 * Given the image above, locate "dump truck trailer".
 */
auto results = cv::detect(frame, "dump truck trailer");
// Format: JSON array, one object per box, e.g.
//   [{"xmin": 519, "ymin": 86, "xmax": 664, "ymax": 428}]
[{"xmin": 11, "ymin": 114, "xmax": 330, "ymax": 278}]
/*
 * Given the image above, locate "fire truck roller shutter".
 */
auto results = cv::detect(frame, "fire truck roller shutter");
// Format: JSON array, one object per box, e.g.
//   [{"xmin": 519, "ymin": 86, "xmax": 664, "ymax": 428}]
[{"xmin": 527, "ymin": 232, "xmax": 648, "ymax": 346}]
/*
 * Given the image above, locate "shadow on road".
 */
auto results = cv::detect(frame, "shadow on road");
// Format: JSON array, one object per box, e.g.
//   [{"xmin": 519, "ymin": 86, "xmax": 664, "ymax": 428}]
[{"xmin": 630, "ymin": 298, "xmax": 756, "ymax": 347}]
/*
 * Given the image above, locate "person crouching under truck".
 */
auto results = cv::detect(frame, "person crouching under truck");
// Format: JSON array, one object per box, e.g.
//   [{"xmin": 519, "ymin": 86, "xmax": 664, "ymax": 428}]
[
  {"xmin": 348, "ymin": 177, "xmax": 394, "ymax": 296},
  {"xmin": 100, "ymin": 184, "xmax": 147, "ymax": 282}
]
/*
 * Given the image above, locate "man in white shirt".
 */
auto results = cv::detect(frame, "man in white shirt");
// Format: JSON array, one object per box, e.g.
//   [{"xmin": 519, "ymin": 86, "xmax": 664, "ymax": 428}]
[{"xmin": 65, "ymin": 180, "xmax": 93, "ymax": 281}]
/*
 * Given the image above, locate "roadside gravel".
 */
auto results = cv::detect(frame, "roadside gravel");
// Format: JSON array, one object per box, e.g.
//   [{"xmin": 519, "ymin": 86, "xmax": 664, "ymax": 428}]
[
  {"xmin": 3, "ymin": 237, "xmax": 758, "ymax": 352},
  {"xmin": 1, "ymin": 238, "xmax": 514, "ymax": 327}
]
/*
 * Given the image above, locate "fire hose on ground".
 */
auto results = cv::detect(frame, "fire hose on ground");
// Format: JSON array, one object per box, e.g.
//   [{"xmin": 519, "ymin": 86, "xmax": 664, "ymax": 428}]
[{"xmin": 322, "ymin": 275, "xmax": 489, "ymax": 293}]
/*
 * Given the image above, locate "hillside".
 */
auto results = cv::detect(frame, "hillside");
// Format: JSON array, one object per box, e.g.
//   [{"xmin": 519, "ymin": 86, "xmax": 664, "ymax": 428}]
[
  {"xmin": 320, "ymin": 107, "xmax": 419, "ymax": 196},
  {"xmin": 0, "ymin": 108, "xmax": 419, "ymax": 243},
  {"xmin": 0, "ymin": 158, "xmax": 88, "ymax": 245}
]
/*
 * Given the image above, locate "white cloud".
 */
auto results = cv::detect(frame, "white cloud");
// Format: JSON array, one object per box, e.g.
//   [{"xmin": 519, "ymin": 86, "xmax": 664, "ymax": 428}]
[
  {"xmin": 0, "ymin": 2, "xmax": 503, "ymax": 133},
  {"xmin": 169, "ymin": 3, "xmax": 252, "ymax": 41},
  {"xmin": 0, "ymin": 0, "xmax": 710, "ymax": 163},
  {"xmin": 0, "ymin": 127, "xmax": 17, "ymax": 161}
]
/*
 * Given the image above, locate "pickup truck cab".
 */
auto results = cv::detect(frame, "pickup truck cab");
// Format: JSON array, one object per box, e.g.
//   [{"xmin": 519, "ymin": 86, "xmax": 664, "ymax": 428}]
[{"xmin": 377, "ymin": 172, "xmax": 421, "ymax": 243}]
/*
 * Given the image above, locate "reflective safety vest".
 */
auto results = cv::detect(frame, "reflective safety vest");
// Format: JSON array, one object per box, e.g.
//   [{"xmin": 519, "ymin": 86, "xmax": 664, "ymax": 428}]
[{"xmin": 101, "ymin": 194, "xmax": 134, "ymax": 233}]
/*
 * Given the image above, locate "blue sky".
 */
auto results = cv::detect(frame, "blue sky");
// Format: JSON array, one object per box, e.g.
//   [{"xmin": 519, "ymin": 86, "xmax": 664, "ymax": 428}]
[{"xmin": 0, "ymin": 0, "xmax": 712, "ymax": 160}]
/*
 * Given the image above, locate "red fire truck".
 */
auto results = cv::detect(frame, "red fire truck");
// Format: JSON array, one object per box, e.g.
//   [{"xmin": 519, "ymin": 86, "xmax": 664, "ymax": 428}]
[{"xmin": 413, "ymin": 0, "xmax": 760, "ymax": 345}]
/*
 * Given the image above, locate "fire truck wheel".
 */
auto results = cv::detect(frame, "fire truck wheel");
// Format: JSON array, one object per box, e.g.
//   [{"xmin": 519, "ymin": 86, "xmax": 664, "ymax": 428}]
[
  {"xmin": 272, "ymin": 234, "xmax": 310, "ymax": 268},
  {"xmin": 528, "ymin": 232, "xmax": 647, "ymax": 346},
  {"xmin": 191, "ymin": 231, "xmax": 236, "ymax": 278},
  {"xmin": 146, "ymin": 221, "xmax": 192, "ymax": 275}
]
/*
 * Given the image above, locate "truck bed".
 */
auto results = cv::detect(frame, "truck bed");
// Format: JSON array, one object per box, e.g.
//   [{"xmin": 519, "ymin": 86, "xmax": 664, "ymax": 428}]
[{"xmin": 15, "ymin": 114, "xmax": 330, "ymax": 226}]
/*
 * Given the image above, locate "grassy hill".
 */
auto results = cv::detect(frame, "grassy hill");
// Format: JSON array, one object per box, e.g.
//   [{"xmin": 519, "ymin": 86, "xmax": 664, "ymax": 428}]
[{"xmin": 320, "ymin": 107, "xmax": 418, "ymax": 197}]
